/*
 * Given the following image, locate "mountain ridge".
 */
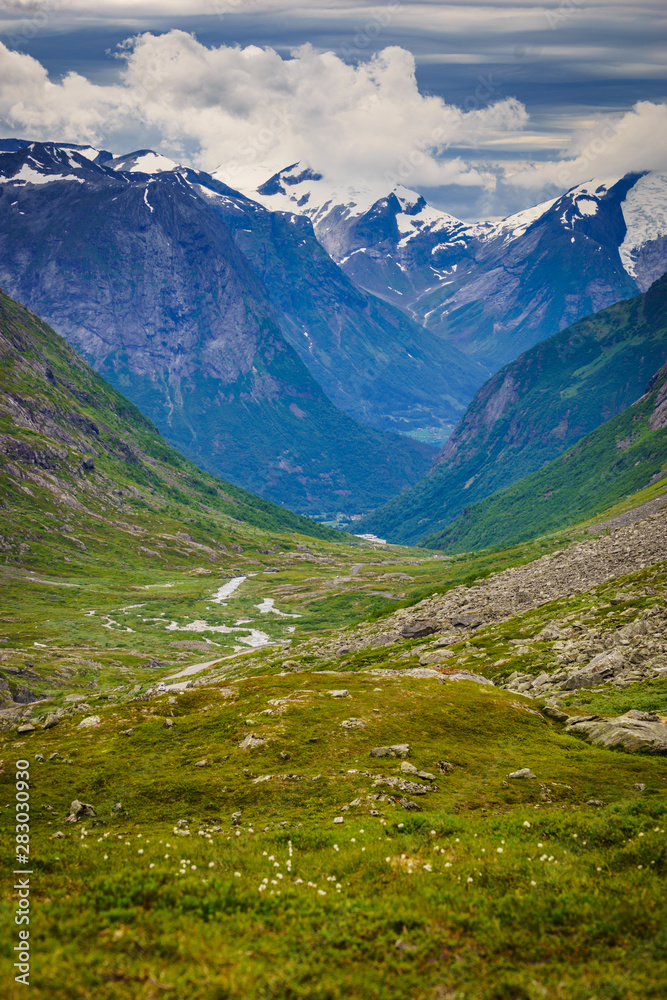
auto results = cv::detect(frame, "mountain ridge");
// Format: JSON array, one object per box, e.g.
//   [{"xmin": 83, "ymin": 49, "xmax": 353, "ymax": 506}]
[{"xmin": 352, "ymin": 273, "xmax": 667, "ymax": 545}]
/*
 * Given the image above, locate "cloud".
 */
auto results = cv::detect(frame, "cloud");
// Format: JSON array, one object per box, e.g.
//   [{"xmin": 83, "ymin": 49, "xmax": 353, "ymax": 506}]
[
  {"xmin": 510, "ymin": 101, "xmax": 667, "ymax": 190},
  {"xmin": 0, "ymin": 31, "xmax": 527, "ymax": 188}
]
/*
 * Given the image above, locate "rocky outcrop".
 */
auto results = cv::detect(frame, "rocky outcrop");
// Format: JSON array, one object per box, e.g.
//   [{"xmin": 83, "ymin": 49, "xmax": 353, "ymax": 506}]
[{"xmin": 565, "ymin": 711, "xmax": 667, "ymax": 754}]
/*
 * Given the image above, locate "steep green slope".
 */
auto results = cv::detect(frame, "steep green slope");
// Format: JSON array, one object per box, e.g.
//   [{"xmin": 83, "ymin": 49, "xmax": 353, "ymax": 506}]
[
  {"xmin": 422, "ymin": 363, "xmax": 667, "ymax": 552},
  {"xmin": 355, "ymin": 273, "xmax": 667, "ymax": 544},
  {"xmin": 0, "ymin": 288, "xmax": 341, "ymax": 573}
]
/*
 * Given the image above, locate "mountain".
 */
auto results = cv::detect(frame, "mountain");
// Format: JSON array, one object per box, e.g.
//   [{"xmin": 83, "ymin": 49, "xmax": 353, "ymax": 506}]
[
  {"xmin": 248, "ymin": 164, "xmax": 667, "ymax": 371},
  {"xmin": 0, "ymin": 141, "xmax": 442, "ymax": 516},
  {"xmin": 0, "ymin": 286, "xmax": 344, "ymax": 573},
  {"xmin": 352, "ymin": 273, "xmax": 667, "ymax": 545},
  {"xmin": 421, "ymin": 361, "xmax": 667, "ymax": 553}
]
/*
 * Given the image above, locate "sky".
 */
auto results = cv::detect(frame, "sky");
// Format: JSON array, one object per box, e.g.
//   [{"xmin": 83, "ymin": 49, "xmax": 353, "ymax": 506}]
[{"xmin": 0, "ymin": 1, "xmax": 665, "ymax": 218}]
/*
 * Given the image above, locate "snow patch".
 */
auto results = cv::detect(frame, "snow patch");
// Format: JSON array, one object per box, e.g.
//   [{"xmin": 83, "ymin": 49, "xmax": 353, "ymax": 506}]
[
  {"xmin": 619, "ymin": 172, "xmax": 667, "ymax": 279},
  {"xmin": 3, "ymin": 164, "xmax": 84, "ymax": 185}
]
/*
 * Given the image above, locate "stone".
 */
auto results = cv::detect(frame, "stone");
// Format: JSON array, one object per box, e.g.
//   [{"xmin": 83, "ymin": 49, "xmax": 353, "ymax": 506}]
[
  {"xmin": 542, "ymin": 706, "xmax": 568, "ymax": 721},
  {"xmin": 438, "ymin": 669, "xmax": 494, "ymax": 686},
  {"xmin": 400, "ymin": 761, "xmax": 435, "ymax": 781},
  {"xmin": 400, "ymin": 620, "xmax": 438, "ymax": 639},
  {"xmin": 508, "ymin": 768, "xmax": 536, "ymax": 779},
  {"xmin": 163, "ymin": 719, "xmax": 173, "ymax": 729},
  {"xmin": 564, "ymin": 649, "xmax": 626, "ymax": 690},
  {"xmin": 333, "ymin": 816, "xmax": 344, "ymax": 824},
  {"xmin": 34, "ymin": 753, "xmax": 44, "ymax": 762},
  {"xmin": 436, "ymin": 760, "xmax": 454, "ymax": 773},
  {"xmin": 52, "ymin": 831, "xmax": 65, "ymax": 838},
  {"xmin": 42, "ymin": 713, "xmax": 60, "ymax": 730},
  {"xmin": 121, "ymin": 728, "xmax": 134, "ymax": 736},
  {"xmin": 48, "ymin": 752, "xmax": 61, "ymax": 761},
  {"xmin": 231, "ymin": 812, "xmax": 242, "ymax": 825},
  {"xmin": 399, "ymin": 798, "xmax": 422, "ymax": 811},
  {"xmin": 14, "ymin": 685, "xmax": 40, "ymax": 704},
  {"xmin": 194, "ymin": 759, "xmax": 209, "ymax": 767},
  {"xmin": 586, "ymin": 799, "xmax": 605, "ymax": 807},
  {"xmin": 77, "ymin": 715, "xmax": 100, "ymax": 729},
  {"xmin": 341, "ymin": 718, "xmax": 365, "ymax": 729},
  {"xmin": 634, "ymin": 783, "xmax": 646, "ymax": 791},
  {"xmin": 419, "ymin": 650, "xmax": 455, "ymax": 666},
  {"xmin": 370, "ymin": 744, "xmax": 410, "ymax": 759},
  {"xmin": 17, "ymin": 723, "xmax": 35, "ymax": 734},
  {"xmin": 239, "ymin": 734, "xmax": 265, "ymax": 750},
  {"xmin": 327, "ymin": 689, "xmax": 350, "ymax": 698},
  {"xmin": 450, "ymin": 614, "xmax": 485, "ymax": 629},
  {"xmin": 66, "ymin": 799, "xmax": 96, "ymax": 822},
  {"xmin": 565, "ymin": 713, "xmax": 667, "ymax": 754}
]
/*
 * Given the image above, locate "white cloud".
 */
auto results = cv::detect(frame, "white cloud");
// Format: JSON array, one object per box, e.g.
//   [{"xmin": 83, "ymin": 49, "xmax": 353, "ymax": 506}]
[
  {"xmin": 510, "ymin": 101, "xmax": 667, "ymax": 190},
  {"xmin": 0, "ymin": 31, "xmax": 527, "ymax": 189}
]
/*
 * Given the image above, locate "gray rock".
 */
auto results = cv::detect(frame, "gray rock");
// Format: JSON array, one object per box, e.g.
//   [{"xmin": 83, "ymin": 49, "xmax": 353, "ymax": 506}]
[
  {"xmin": 17, "ymin": 723, "xmax": 35, "ymax": 734},
  {"xmin": 341, "ymin": 718, "xmax": 366, "ymax": 729},
  {"xmin": 400, "ymin": 761, "xmax": 435, "ymax": 781},
  {"xmin": 566, "ymin": 713, "xmax": 667, "ymax": 754},
  {"xmin": 398, "ymin": 798, "xmax": 422, "ymax": 811},
  {"xmin": 400, "ymin": 620, "xmax": 438, "ymax": 639},
  {"xmin": 436, "ymin": 760, "xmax": 454, "ymax": 773},
  {"xmin": 66, "ymin": 799, "xmax": 96, "ymax": 822},
  {"xmin": 42, "ymin": 713, "xmax": 61, "ymax": 730},
  {"xmin": 239, "ymin": 734, "xmax": 265, "ymax": 750},
  {"xmin": 163, "ymin": 719, "xmax": 173, "ymax": 729},
  {"xmin": 370, "ymin": 744, "xmax": 410, "ymax": 758},
  {"xmin": 634, "ymin": 783, "xmax": 646, "ymax": 791},
  {"xmin": 327, "ymin": 689, "xmax": 350, "ymax": 698},
  {"xmin": 77, "ymin": 715, "xmax": 100, "ymax": 729},
  {"xmin": 333, "ymin": 816, "xmax": 344, "ymax": 824},
  {"xmin": 34, "ymin": 753, "xmax": 44, "ymax": 762},
  {"xmin": 508, "ymin": 768, "xmax": 536, "ymax": 779},
  {"xmin": 194, "ymin": 759, "xmax": 210, "ymax": 767},
  {"xmin": 231, "ymin": 811, "xmax": 242, "ymax": 825},
  {"xmin": 586, "ymin": 799, "xmax": 605, "ymax": 807},
  {"xmin": 450, "ymin": 614, "xmax": 485, "ymax": 629},
  {"xmin": 542, "ymin": 706, "xmax": 568, "ymax": 722},
  {"xmin": 121, "ymin": 728, "xmax": 134, "ymax": 736}
]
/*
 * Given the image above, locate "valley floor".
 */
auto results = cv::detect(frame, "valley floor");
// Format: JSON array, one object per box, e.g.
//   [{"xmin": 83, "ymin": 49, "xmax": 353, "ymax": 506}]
[{"xmin": 1, "ymin": 488, "xmax": 667, "ymax": 999}]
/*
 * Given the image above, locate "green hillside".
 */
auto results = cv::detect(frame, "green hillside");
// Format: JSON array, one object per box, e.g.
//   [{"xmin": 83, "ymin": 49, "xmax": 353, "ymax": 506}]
[
  {"xmin": 355, "ymin": 273, "xmax": 667, "ymax": 545},
  {"xmin": 0, "ymin": 288, "xmax": 341, "ymax": 575},
  {"xmin": 422, "ymin": 363, "xmax": 667, "ymax": 552}
]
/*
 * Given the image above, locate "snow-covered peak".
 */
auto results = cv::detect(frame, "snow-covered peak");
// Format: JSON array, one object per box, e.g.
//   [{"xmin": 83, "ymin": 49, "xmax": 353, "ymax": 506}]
[
  {"xmin": 109, "ymin": 149, "xmax": 179, "ymax": 174},
  {"xmin": 619, "ymin": 172, "xmax": 667, "ymax": 284}
]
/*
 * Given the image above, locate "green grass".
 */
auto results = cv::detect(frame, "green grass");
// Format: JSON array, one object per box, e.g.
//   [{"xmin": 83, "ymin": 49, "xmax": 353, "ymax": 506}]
[{"xmin": 2, "ymin": 671, "xmax": 667, "ymax": 999}]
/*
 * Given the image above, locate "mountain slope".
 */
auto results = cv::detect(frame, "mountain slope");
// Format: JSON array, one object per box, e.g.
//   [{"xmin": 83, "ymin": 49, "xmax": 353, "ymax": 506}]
[
  {"xmin": 189, "ymin": 167, "xmax": 484, "ymax": 439},
  {"xmin": 248, "ymin": 164, "xmax": 667, "ymax": 372},
  {"xmin": 353, "ymin": 273, "xmax": 667, "ymax": 544},
  {"xmin": 421, "ymin": 361, "xmax": 667, "ymax": 553},
  {"xmin": 0, "ymin": 286, "xmax": 344, "ymax": 572},
  {"xmin": 0, "ymin": 142, "xmax": 435, "ymax": 515}
]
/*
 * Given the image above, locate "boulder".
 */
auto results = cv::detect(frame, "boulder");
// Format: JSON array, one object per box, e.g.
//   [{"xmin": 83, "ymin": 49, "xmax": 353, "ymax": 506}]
[
  {"xmin": 77, "ymin": 715, "xmax": 100, "ymax": 729},
  {"xmin": 565, "ymin": 713, "xmax": 667, "ymax": 754},
  {"xmin": 400, "ymin": 620, "xmax": 438, "ymax": 639},
  {"xmin": 564, "ymin": 649, "xmax": 625, "ymax": 690},
  {"xmin": 370, "ymin": 744, "xmax": 410, "ymax": 758},
  {"xmin": 239, "ymin": 734, "xmax": 265, "ymax": 750},
  {"xmin": 66, "ymin": 799, "xmax": 96, "ymax": 822},
  {"xmin": 508, "ymin": 768, "xmax": 535, "ymax": 779},
  {"xmin": 327, "ymin": 689, "xmax": 350, "ymax": 699},
  {"xmin": 450, "ymin": 614, "xmax": 485, "ymax": 629}
]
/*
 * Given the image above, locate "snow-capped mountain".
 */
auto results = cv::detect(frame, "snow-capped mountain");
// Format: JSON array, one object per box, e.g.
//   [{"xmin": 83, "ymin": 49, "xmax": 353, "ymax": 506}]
[
  {"xmin": 241, "ymin": 163, "xmax": 667, "ymax": 370},
  {"xmin": 0, "ymin": 140, "xmax": 490, "ymax": 514}
]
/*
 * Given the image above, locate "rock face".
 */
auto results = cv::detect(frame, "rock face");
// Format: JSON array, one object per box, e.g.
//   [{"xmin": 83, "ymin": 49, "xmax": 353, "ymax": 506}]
[{"xmin": 565, "ymin": 713, "xmax": 667, "ymax": 754}]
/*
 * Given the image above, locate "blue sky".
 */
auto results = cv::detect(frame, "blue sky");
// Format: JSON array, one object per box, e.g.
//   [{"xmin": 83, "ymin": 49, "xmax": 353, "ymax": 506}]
[{"xmin": 1, "ymin": 1, "xmax": 665, "ymax": 218}]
